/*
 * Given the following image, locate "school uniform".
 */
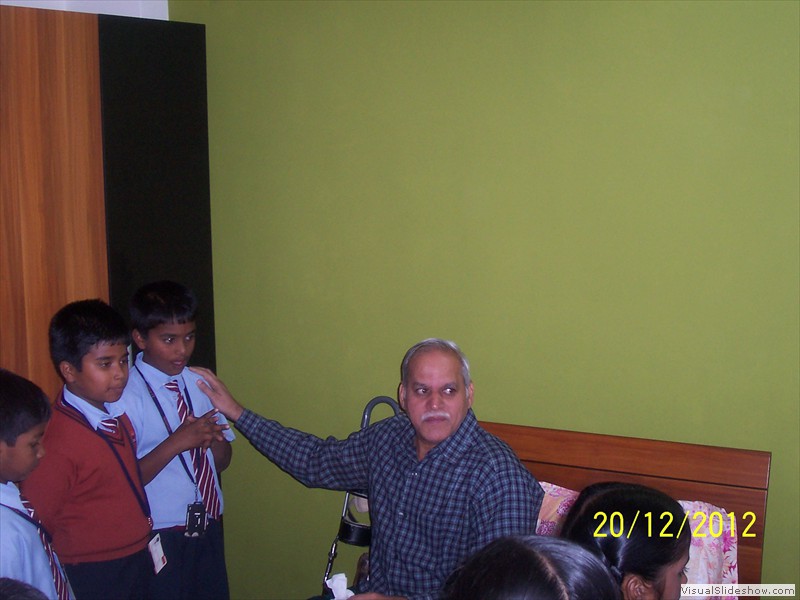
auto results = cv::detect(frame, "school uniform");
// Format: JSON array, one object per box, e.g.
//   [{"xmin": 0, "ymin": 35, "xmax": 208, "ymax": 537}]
[
  {"xmin": 19, "ymin": 389, "xmax": 152, "ymax": 599},
  {"xmin": 122, "ymin": 354, "xmax": 235, "ymax": 600},
  {"xmin": 0, "ymin": 481, "xmax": 72, "ymax": 600}
]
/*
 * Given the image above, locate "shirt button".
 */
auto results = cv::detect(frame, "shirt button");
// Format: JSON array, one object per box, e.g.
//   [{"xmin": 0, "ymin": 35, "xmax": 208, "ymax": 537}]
[{"xmin": 398, "ymin": 511, "xmax": 404, "ymax": 517}]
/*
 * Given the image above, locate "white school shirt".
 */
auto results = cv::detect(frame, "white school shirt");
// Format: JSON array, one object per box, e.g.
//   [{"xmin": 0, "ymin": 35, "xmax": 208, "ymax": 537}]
[
  {"xmin": 120, "ymin": 354, "xmax": 235, "ymax": 530},
  {"xmin": 0, "ymin": 481, "xmax": 64, "ymax": 600}
]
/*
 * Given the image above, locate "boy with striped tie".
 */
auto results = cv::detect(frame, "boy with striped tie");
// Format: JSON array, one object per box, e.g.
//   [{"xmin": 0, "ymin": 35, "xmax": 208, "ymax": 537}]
[
  {"xmin": 121, "ymin": 281, "xmax": 234, "ymax": 600},
  {"xmin": 19, "ymin": 300, "xmax": 153, "ymax": 599},
  {"xmin": 0, "ymin": 368, "xmax": 72, "ymax": 600}
]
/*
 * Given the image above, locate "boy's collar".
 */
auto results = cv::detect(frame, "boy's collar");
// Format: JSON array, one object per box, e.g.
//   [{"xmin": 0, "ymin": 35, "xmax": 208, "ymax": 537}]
[
  {"xmin": 0, "ymin": 481, "xmax": 23, "ymax": 499},
  {"xmin": 134, "ymin": 352, "xmax": 186, "ymax": 387},
  {"xmin": 61, "ymin": 386, "xmax": 124, "ymax": 427}
]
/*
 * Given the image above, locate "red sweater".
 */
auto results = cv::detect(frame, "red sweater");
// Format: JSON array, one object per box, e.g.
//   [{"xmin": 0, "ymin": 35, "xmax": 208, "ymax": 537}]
[{"xmin": 21, "ymin": 398, "xmax": 151, "ymax": 564}]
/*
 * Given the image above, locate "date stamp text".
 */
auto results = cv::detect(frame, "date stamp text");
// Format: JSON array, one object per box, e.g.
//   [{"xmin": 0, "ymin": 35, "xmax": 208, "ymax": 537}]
[{"xmin": 592, "ymin": 510, "xmax": 756, "ymax": 538}]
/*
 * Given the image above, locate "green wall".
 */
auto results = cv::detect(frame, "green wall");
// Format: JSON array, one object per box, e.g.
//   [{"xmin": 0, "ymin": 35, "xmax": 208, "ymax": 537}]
[{"xmin": 170, "ymin": 2, "xmax": 799, "ymax": 598}]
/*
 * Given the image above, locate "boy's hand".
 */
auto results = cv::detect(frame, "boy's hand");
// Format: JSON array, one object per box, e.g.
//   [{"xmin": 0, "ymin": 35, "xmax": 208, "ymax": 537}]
[
  {"xmin": 190, "ymin": 367, "xmax": 245, "ymax": 422},
  {"xmin": 175, "ymin": 408, "xmax": 227, "ymax": 451},
  {"xmin": 139, "ymin": 406, "xmax": 229, "ymax": 485}
]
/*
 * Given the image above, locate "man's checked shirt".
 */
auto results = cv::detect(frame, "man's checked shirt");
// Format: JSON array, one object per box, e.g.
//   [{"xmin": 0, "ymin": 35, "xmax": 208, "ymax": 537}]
[{"xmin": 235, "ymin": 408, "xmax": 543, "ymax": 600}]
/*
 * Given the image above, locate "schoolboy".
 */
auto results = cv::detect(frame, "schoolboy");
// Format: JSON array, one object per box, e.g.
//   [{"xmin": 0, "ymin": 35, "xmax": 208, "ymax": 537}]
[
  {"xmin": 121, "ymin": 280, "xmax": 234, "ymax": 600},
  {"xmin": 0, "ymin": 369, "xmax": 72, "ymax": 600},
  {"xmin": 19, "ymin": 300, "xmax": 154, "ymax": 599}
]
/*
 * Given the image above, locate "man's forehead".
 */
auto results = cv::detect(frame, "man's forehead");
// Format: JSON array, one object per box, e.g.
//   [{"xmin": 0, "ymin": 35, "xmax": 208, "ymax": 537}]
[{"xmin": 408, "ymin": 349, "xmax": 462, "ymax": 378}]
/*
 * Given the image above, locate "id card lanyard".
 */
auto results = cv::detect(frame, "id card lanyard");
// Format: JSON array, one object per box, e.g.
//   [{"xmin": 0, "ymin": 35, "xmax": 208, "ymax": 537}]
[
  {"xmin": 134, "ymin": 366, "xmax": 201, "ymax": 503},
  {"xmin": 59, "ymin": 396, "xmax": 152, "ymax": 525}
]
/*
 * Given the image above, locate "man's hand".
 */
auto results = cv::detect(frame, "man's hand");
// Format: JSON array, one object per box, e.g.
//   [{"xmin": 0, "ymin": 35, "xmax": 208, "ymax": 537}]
[{"xmin": 189, "ymin": 366, "xmax": 246, "ymax": 422}]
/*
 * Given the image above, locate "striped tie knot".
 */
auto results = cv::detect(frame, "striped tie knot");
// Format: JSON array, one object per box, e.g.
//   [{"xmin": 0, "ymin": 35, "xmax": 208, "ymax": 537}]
[
  {"xmin": 166, "ymin": 380, "xmax": 190, "ymax": 423},
  {"xmin": 99, "ymin": 416, "xmax": 122, "ymax": 442},
  {"xmin": 99, "ymin": 417, "xmax": 118, "ymax": 432}
]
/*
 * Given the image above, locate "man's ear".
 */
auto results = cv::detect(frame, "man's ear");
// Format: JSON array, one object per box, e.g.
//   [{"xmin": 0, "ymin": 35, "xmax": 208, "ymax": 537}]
[
  {"xmin": 620, "ymin": 573, "xmax": 653, "ymax": 600},
  {"xmin": 132, "ymin": 329, "xmax": 147, "ymax": 351},
  {"xmin": 466, "ymin": 382, "xmax": 474, "ymax": 408},
  {"xmin": 59, "ymin": 361, "xmax": 78, "ymax": 383},
  {"xmin": 397, "ymin": 383, "xmax": 407, "ymax": 411}
]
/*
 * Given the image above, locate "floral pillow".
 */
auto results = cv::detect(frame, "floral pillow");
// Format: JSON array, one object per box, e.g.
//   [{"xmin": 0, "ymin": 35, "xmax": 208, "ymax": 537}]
[
  {"xmin": 534, "ymin": 482, "xmax": 738, "ymax": 598},
  {"xmin": 678, "ymin": 500, "xmax": 738, "ymax": 599},
  {"xmin": 535, "ymin": 481, "xmax": 578, "ymax": 536}
]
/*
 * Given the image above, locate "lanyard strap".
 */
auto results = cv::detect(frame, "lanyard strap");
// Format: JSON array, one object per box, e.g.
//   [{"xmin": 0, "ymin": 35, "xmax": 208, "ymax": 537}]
[
  {"xmin": 134, "ymin": 365, "xmax": 197, "ymax": 486},
  {"xmin": 59, "ymin": 396, "xmax": 151, "ymax": 520},
  {"xmin": 0, "ymin": 503, "xmax": 54, "ymax": 542}
]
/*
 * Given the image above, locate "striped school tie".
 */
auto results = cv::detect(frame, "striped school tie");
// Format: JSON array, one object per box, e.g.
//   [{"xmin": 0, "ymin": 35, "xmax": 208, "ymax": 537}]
[
  {"xmin": 165, "ymin": 380, "xmax": 221, "ymax": 519},
  {"xmin": 19, "ymin": 493, "xmax": 71, "ymax": 600},
  {"xmin": 99, "ymin": 416, "xmax": 123, "ymax": 442}
]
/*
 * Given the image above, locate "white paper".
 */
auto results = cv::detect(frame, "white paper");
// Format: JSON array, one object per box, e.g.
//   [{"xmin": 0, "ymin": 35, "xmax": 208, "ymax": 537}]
[{"xmin": 325, "ymin": 573, "xmax": 354, "ymax": 599}]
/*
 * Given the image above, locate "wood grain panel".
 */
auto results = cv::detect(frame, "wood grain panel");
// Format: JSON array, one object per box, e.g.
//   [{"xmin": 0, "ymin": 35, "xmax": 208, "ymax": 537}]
[
  {"xmin": 481, "ymin": 420, "xmax": 771, "ymax": 489},
  {"xmin": 1, "ymin": 6, "xmax": 107, "ymax": 398}
]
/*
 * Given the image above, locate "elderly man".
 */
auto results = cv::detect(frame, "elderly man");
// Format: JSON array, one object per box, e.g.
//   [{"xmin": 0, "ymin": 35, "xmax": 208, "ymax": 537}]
[{"xmin": 192, "ymin": 339, "xmax": 543, "ymax": 600}]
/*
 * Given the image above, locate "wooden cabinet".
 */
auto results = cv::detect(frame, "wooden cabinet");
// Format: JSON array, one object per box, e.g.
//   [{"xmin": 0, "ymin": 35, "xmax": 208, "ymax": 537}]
[{"xmin": 1, "ymin": 6, "xmax": 215, "ymax": 397}]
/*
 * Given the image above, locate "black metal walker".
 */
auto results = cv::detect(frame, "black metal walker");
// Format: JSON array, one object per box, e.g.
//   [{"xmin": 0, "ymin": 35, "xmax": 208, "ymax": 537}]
[{"xmin": 322, "ymin": 396, "xmax": 400, "ymax": 594}]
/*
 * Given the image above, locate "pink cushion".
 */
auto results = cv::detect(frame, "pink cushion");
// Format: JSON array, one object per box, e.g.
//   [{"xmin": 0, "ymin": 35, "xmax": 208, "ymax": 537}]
[
  {"xmin": 678, "ymin": 500, "xmax": 738, "ymax": 598},
  {"xmin": 535, "ymin": 481, "xmax": 578, "ymax": 536}
]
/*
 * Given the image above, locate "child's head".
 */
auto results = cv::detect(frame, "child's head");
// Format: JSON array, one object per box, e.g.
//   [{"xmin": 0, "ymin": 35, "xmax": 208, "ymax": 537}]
[
  {"xmin": 442, "ymin": 535, "xmax": 621, "ymax": 600},
  {"xmin": 130, "ymin": 280, "xmax": 198, "ymax": 376},
  {"xmin": 561, "ymin": 482, "xmax": 691, "ymax": 600},
  {"xmin": 49, "ymin": 299, "xmax": 131, "ymax": 409},
  {"xmin": 0, "ymin": 578, "xmax": 49, "ymax": 600},
  {"xmin": 0, "ymin": 369, "xmax": 51, "ymax": 484}
]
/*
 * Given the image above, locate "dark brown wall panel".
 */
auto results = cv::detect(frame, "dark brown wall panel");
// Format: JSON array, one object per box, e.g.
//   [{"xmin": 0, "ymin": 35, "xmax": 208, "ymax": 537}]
[{"xmin": 99, "ymin": 15, "xmax": 216, "ymax": 370}]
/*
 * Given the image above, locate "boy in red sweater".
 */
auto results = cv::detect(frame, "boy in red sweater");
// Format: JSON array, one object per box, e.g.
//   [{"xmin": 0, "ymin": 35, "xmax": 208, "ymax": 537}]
[{"xmin": 21, "ymin": 300, "xmax": 153, "ymax": 600}]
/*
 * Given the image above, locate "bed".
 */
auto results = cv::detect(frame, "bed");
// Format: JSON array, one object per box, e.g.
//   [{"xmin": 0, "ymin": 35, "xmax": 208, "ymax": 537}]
[{"xmin": 479, "ymin": 421, "xmax": 772, "ymax": 587}]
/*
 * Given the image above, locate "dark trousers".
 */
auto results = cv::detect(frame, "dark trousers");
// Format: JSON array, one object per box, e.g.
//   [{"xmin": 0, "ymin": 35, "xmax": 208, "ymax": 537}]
[
  {"xmin": 64, "ymin": 548, "xmax": 153, "ymax": 600},
  {"xmin": 148, "ymin": 519, "xmax": 230, "ymax": 600}
]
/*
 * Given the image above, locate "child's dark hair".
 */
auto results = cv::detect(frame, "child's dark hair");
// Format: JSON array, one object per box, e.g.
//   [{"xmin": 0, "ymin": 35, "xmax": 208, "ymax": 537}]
[
  {"xmin": 0, "ymin": 369, "xmax": 51, "ymax": 445},
  {"xmin": 0, "ymin": 578, "xmax": 49, "ymax": 600},
  {"xmin": 560, "ymin": 482, "xmax": 690, "ymax": 594},
  {"xmin": 442, "ymin": 535, "xmax": 621, "ymax": 600},
  {"xmin": 130, "ymin": 280, "xmax": 198, "ymax": 336},
  {"xmin": 49, "ymin": 299, "xmax": 130, "ymax": 374}
]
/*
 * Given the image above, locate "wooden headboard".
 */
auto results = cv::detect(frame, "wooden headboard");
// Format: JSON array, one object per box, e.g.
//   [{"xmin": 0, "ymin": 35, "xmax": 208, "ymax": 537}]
[{"xmin": 480, "ymin": 421, "xmax": 771, "ymax": 586}]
